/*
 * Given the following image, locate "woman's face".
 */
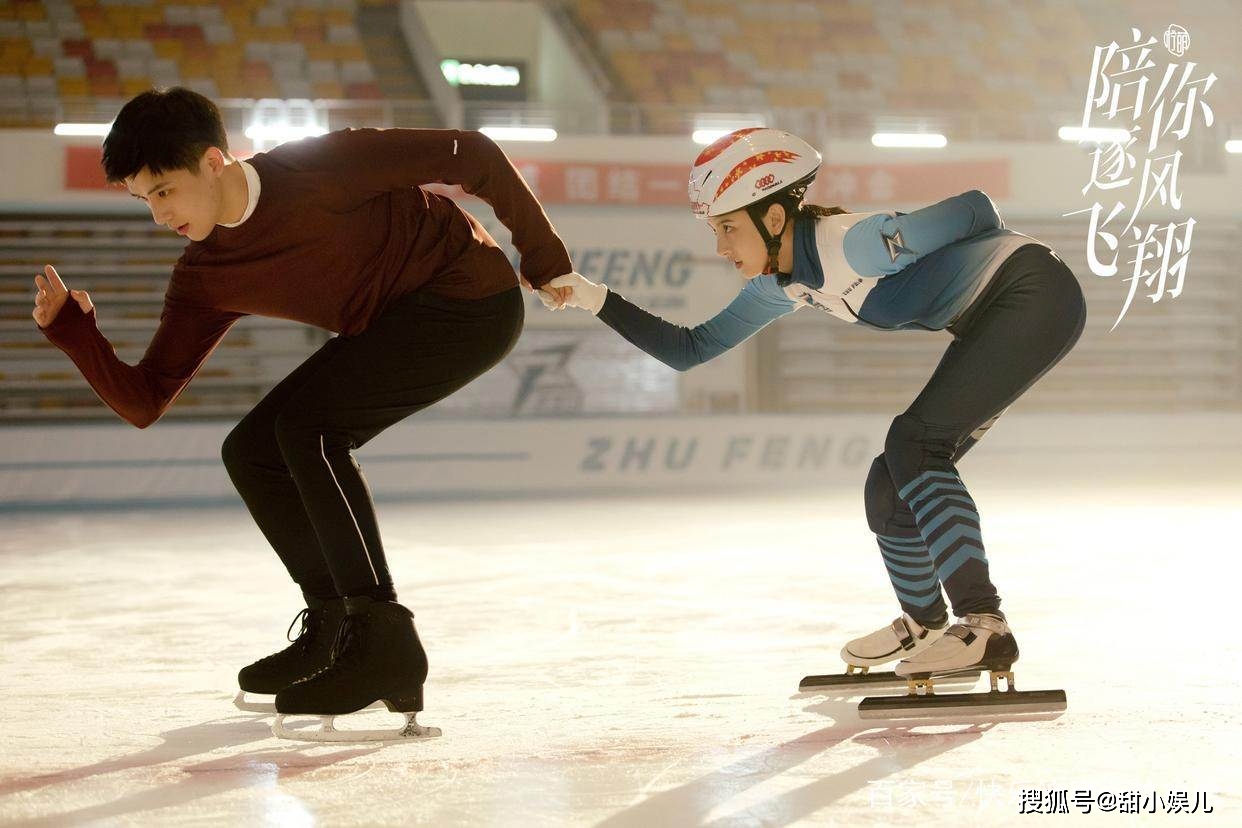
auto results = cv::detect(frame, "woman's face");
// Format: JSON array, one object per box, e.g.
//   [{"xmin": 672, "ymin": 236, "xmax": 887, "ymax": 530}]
[{"xmin": 707, "ymin": 209, "xmax": 768, "ymax": 279}]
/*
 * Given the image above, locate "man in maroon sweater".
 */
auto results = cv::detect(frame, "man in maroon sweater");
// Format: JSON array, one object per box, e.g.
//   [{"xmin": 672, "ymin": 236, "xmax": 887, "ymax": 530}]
[{"xmin": 32, "ymin": 87, "xmax": 572, "ymax": 740}]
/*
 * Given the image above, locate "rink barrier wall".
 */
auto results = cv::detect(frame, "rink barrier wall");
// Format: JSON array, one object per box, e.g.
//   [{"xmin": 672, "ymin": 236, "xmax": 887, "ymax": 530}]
[{"xmin": 1, "ymin": 413, "xmax": 1239, "ymax": 511}]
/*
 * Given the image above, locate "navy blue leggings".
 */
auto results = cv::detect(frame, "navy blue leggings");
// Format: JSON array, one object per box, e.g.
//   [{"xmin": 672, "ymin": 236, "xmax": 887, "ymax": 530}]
[{"xmin": 863, "ymin": 245, "xmax": 1087, "ymax": 622}]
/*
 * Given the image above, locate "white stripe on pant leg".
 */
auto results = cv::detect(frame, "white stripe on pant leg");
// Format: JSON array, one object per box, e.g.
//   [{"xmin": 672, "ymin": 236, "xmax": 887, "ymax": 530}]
[
  {"xmin": 970, "ymin": 406, "xmax": 1008, "ymax": 442},
  {"xmin": 319, "ymin": 434, "xmax": 379, "ymax": 585}
]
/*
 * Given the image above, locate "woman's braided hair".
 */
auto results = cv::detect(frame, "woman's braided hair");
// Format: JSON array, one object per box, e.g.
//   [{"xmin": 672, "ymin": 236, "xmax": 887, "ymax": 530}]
[{"xmin": 799, "ymin": 204, "xmax": 850, "ymax": 219}]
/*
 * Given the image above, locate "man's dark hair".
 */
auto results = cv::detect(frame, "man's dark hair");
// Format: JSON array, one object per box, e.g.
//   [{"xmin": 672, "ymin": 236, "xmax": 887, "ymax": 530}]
[{"xmin": 102, "ymin": 86, "xmax": 231, "ymax": 183}]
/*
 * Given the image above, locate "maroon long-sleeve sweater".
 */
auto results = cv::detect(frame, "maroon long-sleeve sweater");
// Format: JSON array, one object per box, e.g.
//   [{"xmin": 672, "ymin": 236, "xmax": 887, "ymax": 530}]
[{"xmin": 38, "ymin": 127, "xmax": 572, "ymax": 428}]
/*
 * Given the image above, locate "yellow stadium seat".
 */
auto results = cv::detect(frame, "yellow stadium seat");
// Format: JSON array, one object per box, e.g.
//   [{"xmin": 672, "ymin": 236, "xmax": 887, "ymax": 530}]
[
  {"xmin": 312, "ymin": 80, "xmax": 344, "ymax": 99},
  {"xmin": 215, "ymin": 43, "xmax": 245, "ymax": 62},
  {"xmin": 664, "ymin": 34, "xmax": 691, "ymax": 52},
  {"xmin": 773, "ymin": 86, "xmax": 820, "ymax": 108},
  {"xmin": 224, "ymin": 7, "xmax": 253, "ymax": 27},
  {"xmin": 57, "ymin": 76, "xmax": 89, "ymax": 96},
  {"xmin": 217, "ymin": 76, "xmax": 249, "ymax": 98},
  {"xmin": 182, "ymin": 42, "xmax": 213, "ymax": 63},
  {"xmin": 253, "ymin": 26, "xmax": 292, "ymax": 42},
  {"xmin": 89, "ymin": 76, "xmax": 121, "ymax": 96},
  {"xmin": 182, "ymin": 59, "xmax": 213, "ymax": 79},
  {"xmin": 3, "ymin": 40, "xmax": 33, "ymax": 58},
  {"xmin": 333, "ymin": 43, "xmax": 367, "ymax": 62},
  {"xmin": 670, "ymin": 85, "xmax": 700, "ymax": 104},
  {"xmin": 122, "ymin": 77, "xmax": 153, "ymax": 96},
  {"xmin": 211, "ymin": 64, "xmax": 241, "ymax": 83},
  {"xmin": 290, "ymin": 8, "xmax": 322, "ymax": 27},
  {"xmin": 17, "ymin": 3, "xmax": 47, "ymax": 21},
  {"xmin": 153, "ymin": 40, "xmax": 182, "ymax": 59},
  {"xmin": 249, "ymin": 78, "xmax": 277, "ymax": 98},
  {"xmin": 23, "ymin": 56, "xmax": 54, "ymax": 75},
  {"xmin": 306, "ymin": 43, "xmax": 335, "ymax": 61},
  {"xmin": 82, "ymin": 19, "xmax": 113, "ymax": 37},
  {"xmin": 113, "ymin": 20, "xmax": 144, "ymax": 39}
]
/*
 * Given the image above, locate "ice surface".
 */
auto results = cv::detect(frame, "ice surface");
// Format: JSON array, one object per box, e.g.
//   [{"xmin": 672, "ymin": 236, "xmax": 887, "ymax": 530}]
[{"xmin": 2, "ymin": 462, "xmax": 1239, "ymax": 825}]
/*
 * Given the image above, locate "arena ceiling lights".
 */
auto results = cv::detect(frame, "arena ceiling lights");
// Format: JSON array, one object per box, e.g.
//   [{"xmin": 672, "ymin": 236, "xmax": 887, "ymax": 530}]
[
  {"xmin": 53, "ymin": 123, "xmax": 112, "ymax": 137},
  {"xmin": 691, "ymin": 129, "xmax": 734, "ymax": 145},
  {"xmin": 243, "ymin": 99, "xmax": 327, "ymax": 149},
  {"xmin": 1057, "ymin": 126, "xmax": 1134, "ymax": 144},
  {"xmin": 440, "ymin": 60, "xmax": 521, "ymax": 88},
  {"xmin": 871, "ymin": 132, "xmax": 949, "ymax": 148},
  {"xmin": 690, "ymin": 113, "xmax": 766, "ymax": 145},
  {"xmin": 479, "ymin": 126, "xmax": 557, "ymax": 142},
  {"xmin": 242, "ymin": 124, "xmax": 329, "ymax": 142}
]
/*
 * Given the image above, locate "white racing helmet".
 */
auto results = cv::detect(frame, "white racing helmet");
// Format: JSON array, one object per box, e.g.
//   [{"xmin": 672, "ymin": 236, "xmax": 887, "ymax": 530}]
[
  {"xmin": 688, "ymin": 127, "xmax": 822, "ymax": 278},
  {"xmin": 688, "ymin": 127, "xmax": 821, "ymax": 220}
]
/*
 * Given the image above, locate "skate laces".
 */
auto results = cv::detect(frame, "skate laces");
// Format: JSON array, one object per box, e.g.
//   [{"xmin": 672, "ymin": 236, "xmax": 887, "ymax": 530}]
[
  {"xmin": 328, "ymin": 614, "xmax": 366, "ymax": 667},
  {"xmin": 286, "ymin": 608, "xmax": 313, "ymax": 644}
]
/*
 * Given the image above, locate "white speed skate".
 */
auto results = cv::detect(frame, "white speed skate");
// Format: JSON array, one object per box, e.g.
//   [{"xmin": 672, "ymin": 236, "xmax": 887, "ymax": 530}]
[
  {"xmin": 798, "ymin": 612, "xmax": 981, "ymax": 694},
  {"xmin": 860, "ymin": 613, "xmax": 1067, "ymax": 719},
  {"xmin": 893, "ymin": 612, "xmax": 1016, "ymax": 679},
  {"xmin": 841, "ymin": 611, "xmax": 947, "ymax": 668}
]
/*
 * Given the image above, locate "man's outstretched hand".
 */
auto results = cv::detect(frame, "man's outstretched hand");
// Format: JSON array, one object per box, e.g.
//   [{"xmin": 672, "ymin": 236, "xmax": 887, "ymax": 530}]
[
  {"xmin": 33, "ymin": 265, "xmax": 92, "ymax": 329},
  {"xmin": 518, "ymin": 274, "xmax": 572, "ymax": 309}
]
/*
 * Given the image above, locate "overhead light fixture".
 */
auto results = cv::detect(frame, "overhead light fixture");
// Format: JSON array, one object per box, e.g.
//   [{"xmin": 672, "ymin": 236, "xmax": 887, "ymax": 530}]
[
  {"xmin": 691, "ymin": 116, "xmax": 765, "ymax": 146},
  {"xmin": 479, "ymin": 126, "xmax": 557, "ymax": 142},
  {"xmin": 243, "ymin": 124, "xmax": 328, "ymax": 142},
  {"xmin": 1058, "ymin": 126, "xmax": 1131, "ymax": 144},
  {"xmin": 1223, "ymin": 139, "xmax": 1241, "ymax": 154},
  {"xmin": 692, "ymin": 129, "xmax": 734, "ymax": 145},
  {"xmin": 441, "ymin": 59, "xmax": 521, "ymax": 87},
  {"xmin": 871, "ymin": 132, "xmax": 948, "ymax": 148},
  {"xmin": 54, "ymin": 122, "xmax": 112, "ymax": 137}
]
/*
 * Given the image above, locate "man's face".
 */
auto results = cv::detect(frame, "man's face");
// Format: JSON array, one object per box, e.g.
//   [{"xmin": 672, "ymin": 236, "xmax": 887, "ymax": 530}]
[{"xmin": 125, "ymin": 152, "xmax": 222, "ymax": 242}]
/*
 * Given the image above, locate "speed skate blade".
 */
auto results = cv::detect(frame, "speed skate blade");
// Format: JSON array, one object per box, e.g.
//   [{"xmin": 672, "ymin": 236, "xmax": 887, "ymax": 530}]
[
  {"xmin": 234, "ymin": 691, "xmax": 384, "ymax": 716},
  {"xmin": 799, "ymin": 670, "xmax": 981, "ymax": 695},
  {"xmin": 858, "ymin": 688, "xmax": 1067, "ymax": 719},
  {"xmin": 272, "ymin": 712, "xmax": 443, "ymax": 743}
]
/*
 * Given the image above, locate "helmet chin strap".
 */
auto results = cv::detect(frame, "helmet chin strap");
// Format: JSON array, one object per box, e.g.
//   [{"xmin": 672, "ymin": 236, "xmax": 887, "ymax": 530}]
[{"xmin": 745, "ymin": 203, "xmax": 789, "ymax": 278}]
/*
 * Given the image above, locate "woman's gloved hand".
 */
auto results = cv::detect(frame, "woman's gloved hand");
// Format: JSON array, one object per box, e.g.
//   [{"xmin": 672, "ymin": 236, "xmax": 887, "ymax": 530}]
[{"xmin": 540, "ymin": 272, "xmax": 607, "ymax": 314}]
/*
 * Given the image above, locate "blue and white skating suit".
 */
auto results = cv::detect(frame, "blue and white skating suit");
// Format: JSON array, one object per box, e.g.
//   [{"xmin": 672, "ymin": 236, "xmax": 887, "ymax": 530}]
[
  {"xmin": 596, "ymin": 190, "xmax": 1086, "ymax": 624},
  {"xmin": 595, "ymin": 190, "xmax": 1050, "ymax": 369}
]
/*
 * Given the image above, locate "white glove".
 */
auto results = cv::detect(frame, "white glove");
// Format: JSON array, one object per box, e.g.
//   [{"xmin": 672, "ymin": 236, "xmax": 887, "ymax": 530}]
[{"xmin": 543, "ymin": 272, "xmax": 607, "ymax": 315}]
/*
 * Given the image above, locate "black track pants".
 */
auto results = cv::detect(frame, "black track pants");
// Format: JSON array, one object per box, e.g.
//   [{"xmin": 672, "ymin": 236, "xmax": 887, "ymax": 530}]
[{"xmin": 221, "ymin": 286, "xmax": 524, "ymax": 602}]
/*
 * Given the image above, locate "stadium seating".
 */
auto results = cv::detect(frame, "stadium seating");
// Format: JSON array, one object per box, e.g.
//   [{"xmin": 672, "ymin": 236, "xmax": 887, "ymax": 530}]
[
  {"xmin": 0, "ymin": 0, "xmax": 394, "ymax": 127},
  {"xmin": 568, "ymin": 0, "xmax": 1237, "ymax": 140},
  {"xmin": 1, "ymin": 0, "xmax": 1237, "ymax": 420}
]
